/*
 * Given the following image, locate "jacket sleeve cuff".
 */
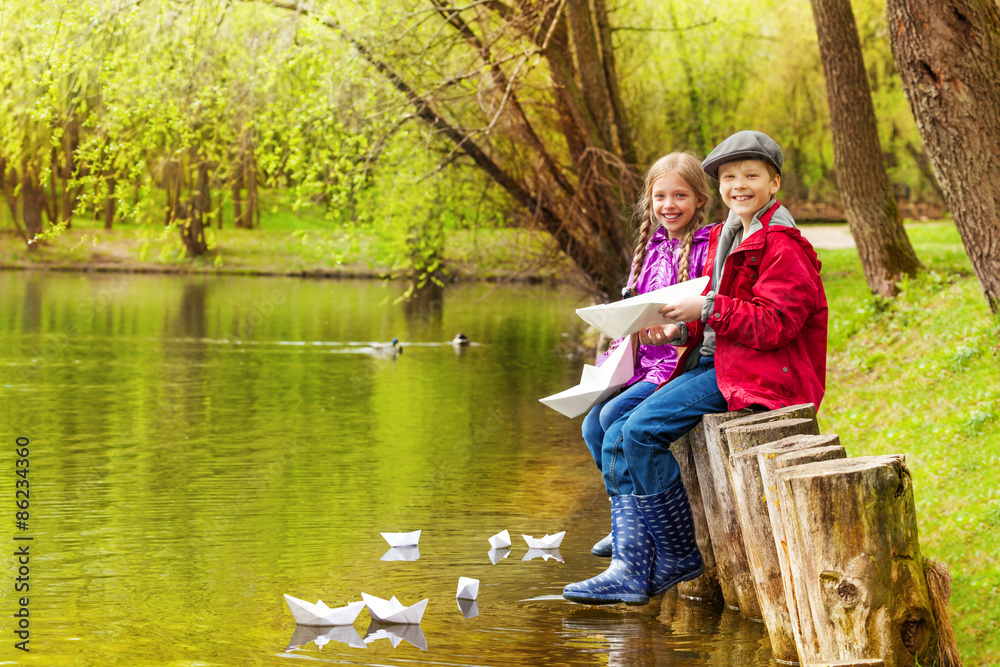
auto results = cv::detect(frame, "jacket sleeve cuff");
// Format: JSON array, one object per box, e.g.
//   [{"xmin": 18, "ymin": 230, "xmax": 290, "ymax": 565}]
[
  {"xmin": 701, "ymin": 292, "xmax": 717, "ymax": 322},
  {"xmin": 671, "ymin": 322, "xmax": 688, "ymax": 346}
]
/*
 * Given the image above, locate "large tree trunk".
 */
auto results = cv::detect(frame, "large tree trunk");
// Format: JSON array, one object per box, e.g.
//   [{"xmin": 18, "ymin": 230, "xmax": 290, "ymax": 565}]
[
  {"xmin": 887, "ymin": 0, "xmax": 1000, "ymax": 313},
  {"xmin": 21, "ymin": 168, "xmax": 45, "ymax": 240},
  {"xmin": 811, "ymin": 0, "xmax": 922, "ymax": 297}
]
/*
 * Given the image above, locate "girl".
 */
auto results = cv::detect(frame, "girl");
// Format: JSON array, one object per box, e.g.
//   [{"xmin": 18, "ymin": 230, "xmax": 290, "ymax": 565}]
[{"xmin": 581, "ymin": 152, "xmax": 715, "ymax": 558}]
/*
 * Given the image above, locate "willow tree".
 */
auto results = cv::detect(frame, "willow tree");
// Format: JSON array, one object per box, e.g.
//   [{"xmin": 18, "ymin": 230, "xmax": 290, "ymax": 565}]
[
  {"xmin": 887, "ymin": 0, "xmax": 1000, "ymax": 313},
  {"xmin": 248, "ymin": 0, "xmax": 639, "ymax": 297},
  {"xmin": 810, "ymin": 0, "xmax": 922, "ymax": 297}
]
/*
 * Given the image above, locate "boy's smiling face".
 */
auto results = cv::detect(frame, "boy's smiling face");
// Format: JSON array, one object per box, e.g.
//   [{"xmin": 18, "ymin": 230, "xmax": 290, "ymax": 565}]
[{"xmin": 718, "ymin": 159, "xmax": 780, "ymax": 226}]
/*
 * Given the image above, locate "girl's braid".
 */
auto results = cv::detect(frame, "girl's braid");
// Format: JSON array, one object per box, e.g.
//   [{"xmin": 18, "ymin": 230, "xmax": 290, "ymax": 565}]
[
  {"xmin": 676, "ymin": 227, "xmax": 696, "ymax": 282},
  {"xmin": 627, "ymin": 213, "xmax": 655, "ymax": 289}
]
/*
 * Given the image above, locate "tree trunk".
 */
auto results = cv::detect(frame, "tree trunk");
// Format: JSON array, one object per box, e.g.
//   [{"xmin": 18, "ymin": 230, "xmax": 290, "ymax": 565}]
[
  {"xmin": 777, "ymin": 455, "xmax": 940, "ymax": 667},
  {"xmin": 178, "ymin": 160, "xmax": 210, "ymax": 257},
  {"xmin": 61, "ymin": 118, "xmax": 81, "ymax": 225},
  {"xmin": 887, "ymin": 0, "xmax": 1000, "ymax": 313},
  {"xmin": 726, "ymin": 418, "xmax": 821, "ymax": 663},
  {"xmin": 103, "ymin": 177, "xmax": 116, "ymax": 230},
  {"xmin": 670, "ymin": 428, "xmax": 723, "ymax": 603},
  {"xmin": 232, "ymin": 169, "xmax": 244, "ymax": 229},
  {"xmin": 758, "ymin": 434, "xmax": 848, "ymax": 664},
  {"xmin": 811, "ymin": 0, "xmax": 922, "ymax": 297},
  {"xmin": 21, "ymin": 168, "xmax": 45, "ymax": 240}
]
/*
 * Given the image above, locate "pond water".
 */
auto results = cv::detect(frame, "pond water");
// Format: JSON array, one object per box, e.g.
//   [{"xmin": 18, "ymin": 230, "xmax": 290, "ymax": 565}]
[{"xmin": 0, "ymin": 271, "xmax": 777, "ymax": 666}]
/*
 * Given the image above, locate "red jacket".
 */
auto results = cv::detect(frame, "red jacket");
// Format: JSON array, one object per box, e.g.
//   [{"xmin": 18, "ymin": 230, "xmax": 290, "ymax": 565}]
[{"xmin": 669, "ymin": 203, "xmax": 828, "ymax": 410}]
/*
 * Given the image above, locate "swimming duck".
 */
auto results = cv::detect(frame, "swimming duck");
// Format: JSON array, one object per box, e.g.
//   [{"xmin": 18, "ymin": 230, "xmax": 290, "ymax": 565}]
[
  {"xmin": 451, "ymin": 333, "xmax": 470, "ymax": 347},
  {"xmin": 370, "ymin": 337, "xmax": 403, "ymax": 357}
]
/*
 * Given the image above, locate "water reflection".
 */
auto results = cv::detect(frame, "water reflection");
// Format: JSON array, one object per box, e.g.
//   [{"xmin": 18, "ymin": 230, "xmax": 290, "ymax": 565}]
[
  {"xmin": 457, "ymin": 598, "xmax": 479, "ymax": 619},
  {"xmin": 524, "ymin": 547, "xmax": 564, "ymax": 562},
  {"xmin": 488, "ymin": 547, "xmax": 512, "ymax": 564},
  {"xmin": 381, "ymin": 546, "xmax": 421, "ymax": 561},
  {"xmin": 363, "ymin": 620, "xmax": 428, "ymax": 650},
  {"xmin": 285, "ymin": 624, "xmax": 367, "ymax": 650}
]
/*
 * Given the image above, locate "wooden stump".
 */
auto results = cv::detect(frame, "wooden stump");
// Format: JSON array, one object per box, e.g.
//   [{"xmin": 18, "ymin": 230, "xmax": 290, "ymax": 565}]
[
  {"xmin": 777, "ymin": 455, "xmax": 939, "ymax": 667},
  {"xmin": 758, "ymin": 434, "xmax": 847, "ymax": 664},
  {"xmin": 725, "ymin": 418, "xmax": 820, "ymax": 663},
  {"xmin": 695, "ymin": 410, "xmax": 756, "ymax": 614},
  {"xmin": 671, "ymin": 427, "xmax": 723, "ymax": 603}
]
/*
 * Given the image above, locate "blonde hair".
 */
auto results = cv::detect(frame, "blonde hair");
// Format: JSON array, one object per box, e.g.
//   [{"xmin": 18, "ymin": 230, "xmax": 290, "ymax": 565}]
[{"xmin": 627, "ymin": 152, "xmax": 713, "ymax": 288}]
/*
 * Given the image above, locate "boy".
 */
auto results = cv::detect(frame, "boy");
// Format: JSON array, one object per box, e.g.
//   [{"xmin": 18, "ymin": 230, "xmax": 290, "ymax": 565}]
[{"xmin": 563, "ymin": 130, "xmax": 828, "ymax": 605}]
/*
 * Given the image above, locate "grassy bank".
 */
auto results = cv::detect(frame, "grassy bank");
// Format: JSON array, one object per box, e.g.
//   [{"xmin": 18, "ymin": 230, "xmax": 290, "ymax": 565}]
[
  {"xmin": 816, "ymin": 224, "xmax": 999, "ymax": 666},
  {"xmin": 0, "ymin": 192, "xmax": 572, "ymax": 281}
]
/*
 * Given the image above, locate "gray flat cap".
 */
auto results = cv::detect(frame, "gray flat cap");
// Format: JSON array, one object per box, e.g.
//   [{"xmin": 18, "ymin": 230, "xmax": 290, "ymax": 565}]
[{"xmin": 701, "ymin": 130, "xmax": 783, "ymax": 180}]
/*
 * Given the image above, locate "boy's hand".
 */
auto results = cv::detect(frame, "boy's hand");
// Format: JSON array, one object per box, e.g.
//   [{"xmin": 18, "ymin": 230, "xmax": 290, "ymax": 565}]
[
  {"xmin": 640, "ymin": 324, "xmax": 680, "ymax": 346},
  {"xmin": 658, "ymin": 293, "xmax": 705, "ymax": 323}
]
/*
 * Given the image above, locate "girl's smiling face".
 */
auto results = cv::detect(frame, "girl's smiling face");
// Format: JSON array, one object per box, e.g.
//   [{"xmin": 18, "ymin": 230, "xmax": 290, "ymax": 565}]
[
  {"xmin": 718, "ymin": 159, "xmax": 780, "ymax": 226},
  {"xmin": 651, "ymin": 172, "xmax": 705, "ymax": 240}
]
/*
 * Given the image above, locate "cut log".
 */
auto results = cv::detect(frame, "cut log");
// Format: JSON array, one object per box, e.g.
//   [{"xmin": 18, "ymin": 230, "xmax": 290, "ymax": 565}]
[
  {"xmin": 758, "ymin": 435, "xmax": 847, "ymax": 664},
  {"xmin": 777, "ymin": 455, "xmax": 939, "ymax": 667},
  {"xmin": 695, "ymin": 410, "xmax": 756, "ymax": 614},
  {"xmin": 725, "ymin": 418, "xmax": 820, "ymax": 663},
  {"xmin": 671, "ymin": 427, "xmax": 723, "ymax": 603}
]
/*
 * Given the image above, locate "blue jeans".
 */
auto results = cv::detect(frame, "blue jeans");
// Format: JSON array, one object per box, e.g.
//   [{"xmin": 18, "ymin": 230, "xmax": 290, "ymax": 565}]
[
  {"xmin": 603, "ymin": 357, "xmax": 727, "ymax": 496},
  {"xmin": 581, "ymin": 381, "xmax": 657, "ymax": 469}
]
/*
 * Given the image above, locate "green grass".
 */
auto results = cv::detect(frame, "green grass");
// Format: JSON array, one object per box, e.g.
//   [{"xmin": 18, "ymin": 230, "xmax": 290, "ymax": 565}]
[
  {"xmin": 817, "ymin": 222, "xmax": 1000, "ymax": 667},
  {"xmin": 0, "ymin": 189, "xmax": 568, "ymax": 280}
]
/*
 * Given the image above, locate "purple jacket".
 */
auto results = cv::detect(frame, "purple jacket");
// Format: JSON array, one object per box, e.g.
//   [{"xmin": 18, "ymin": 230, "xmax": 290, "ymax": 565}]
[{"xmin": 597, "ymin": 224, "xmax": 715, "ymax": 386}]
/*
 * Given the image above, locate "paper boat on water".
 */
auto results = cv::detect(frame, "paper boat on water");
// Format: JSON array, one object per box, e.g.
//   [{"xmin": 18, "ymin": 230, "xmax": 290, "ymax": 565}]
[
  {"xmin": 488, "ymin": 529, "xmax": 511, "ymax": 549},
  {"xmin": 283, "ymin": 594, "xmax": 366, "ymax": 627},
  {"xmin": 456, "ymin": 577, "xmax": 479, "ymax": 600},
  {"xmin": 364, "ymin": 620, "xmax": 428, "ymax": 650},
  {"xmin": 522, "ymin": 531, "xmax": 565, "ymax": 549},
  {"xmin": 361, "ymin": 592, "xmax": 428, "ymax": 624},
  {"xmin": 538, "ymin": 336, "xmax": 633, "ymax": 418},
  {"xmin": 575, "ymin": 276, "xmax": 710, "ymax": 339},
  {"xmin": 523, "ymin": 548, "xmax": 564, "ymax": 562},
  {"xmin": 381, "ymin": 546, "xmax": 421, "ymax": 562},
  {"xmin": 286, "ymin": 624, "xmax": 367, "ymax": 650},
  {"xmin": 381, "ymin": 530, "xmax": 421, "ymax": 547},
  {"xmin": 488, "ymin": 547, "xmax": 511, "ymax": 565},
  {"xmin": 457, "ymin": 598, "xmax": 479, "ymax": 619}
]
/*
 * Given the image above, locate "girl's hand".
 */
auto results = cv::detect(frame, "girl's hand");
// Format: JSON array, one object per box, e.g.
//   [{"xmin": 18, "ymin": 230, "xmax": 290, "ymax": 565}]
[
  {"xmin": 640, "ymin": 324, "xmax": 680, "ymax": 346},
  {"xmin": 658, "ymin": 293, "xmax": 705, "ymax": 322}
]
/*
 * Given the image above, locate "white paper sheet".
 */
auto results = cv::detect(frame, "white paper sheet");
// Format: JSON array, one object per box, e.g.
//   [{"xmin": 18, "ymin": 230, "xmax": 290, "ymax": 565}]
[
  {"xmin": 361, "ymin": 593, "xmax": 428, "ymax": 624},
  {"xmin": 380, "ymin": 530, "xmax": 421, "ymax": 547},
  {"xmin": 283, "ymin": 595, "xmax": 366, "ymax": 627},
  {"xmin": 538, "ymin": 336, "xmax": 634, "ymax": 418},
  {"xmin": 575, "ymin": 276, "xmax": 710, "ymax": 339},
  {"xmin": 522, "ymin": 531, "xmax": 565, "ymax": 549}
]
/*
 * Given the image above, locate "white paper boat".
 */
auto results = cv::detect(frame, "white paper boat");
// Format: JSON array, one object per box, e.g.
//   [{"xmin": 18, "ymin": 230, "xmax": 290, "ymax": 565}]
[
  {"xmin": 283, "ymin": 594, "xmax": 366, "ymax": 627},
  {"xmin": 539, "ymin": 336, "xmax": 633, "ymax": 418},
  {"xmin": 361, "ymin": 592, "xmax": 428, "ymax": 624},
  {"xmin": 575, "ymin": 276, "xmax": 710, "ymax": 339},
  {"xmin": 286, "ymin": 624, "xmax": 367, "ymax": 650},
  {"xmin": 488, "ymin": 547, "xmax": 511, "ymax": 565},
  {"xmin": 456, "ymin": 577, "xmax": 479, "ymax": 600},
  {"xmin": 380, "ymin": 530, "xmax": 421, "ymax": 547},
  {"xmin": 522, "ymin": 531, "xmax": 565, "ymax": 549},
  {"xmin": 523, "ymin": 548, "xmax": 564, "ymax": 562},
  {"xmin": 488, "ymin": 529, "xmax": 511, "ymax": 549},
  {"xmin": 457, "ymin": 598, "xmax": 479, "ymax": 619},
  {"xmin": 380, "ymin": 546, "xmax": 421, "ymax": 562},
  {"xmin": 364, "ymin": 620, "xmax": 428, "ymax": 650}
]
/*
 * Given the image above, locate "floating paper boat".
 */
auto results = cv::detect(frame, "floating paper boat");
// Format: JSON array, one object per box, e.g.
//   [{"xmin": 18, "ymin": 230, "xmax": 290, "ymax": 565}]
[
  {"xmin": 286, "ymin": 624, "xmax": 367, "ymax": 650},
  {"xmin": 283, "ymin": 594, "xmax": 366, "ymax": 627},
  {"xmin": 539, "ymin": 336, "xmax": 633, "ymax": 418},
  {"xmin": 523, "ymin": 548, "xmax": 564, "ymax": 562},
  {"xmin": 575, "ymin": 276, "xmax": 710, "ymax": 339},
  {"xmin": 361, "ymin": 592, "xmax": 428, "ymax": 624},
  {"xmin": 380, "ymin": 530, "xmax": 421, "ymax": 547},
  {"xmin": 522, "ymin": 531, "xmax": 565, "ymax": 549},
  {"xmin": 380, "ymin": 546, "xmax": 421, "ymax": 562},
  {"xmin": 456, "ymin": 577, "xmax": 479, "ymax": 600},
  {"xmin": 488, "ymin": 547, "xmax": 511, "ymax": 565},
  {"xmin": 488, "ymin": 529, "xmax": 511, "ymax": 549},
  {"xmin": 364, "ymin": 620, "xmax": 428, "ymax": 650},
  {"xmin": 457, "ymin": 598, "xmax": 479, "ymax": 619}
]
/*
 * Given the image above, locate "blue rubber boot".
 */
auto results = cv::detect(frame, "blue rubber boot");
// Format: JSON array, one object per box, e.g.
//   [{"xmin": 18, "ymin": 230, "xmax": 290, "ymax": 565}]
[
  {"xmin": 563, "ymin": 494, "xmax": 652, "ymax": 605},
  {"xmin": 634, "ymin": 480, "xmax": 705, "ymax": 596},
  {"xmin": 590, "ymin": 531, "xmax": 612, "ymax": 557}
]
